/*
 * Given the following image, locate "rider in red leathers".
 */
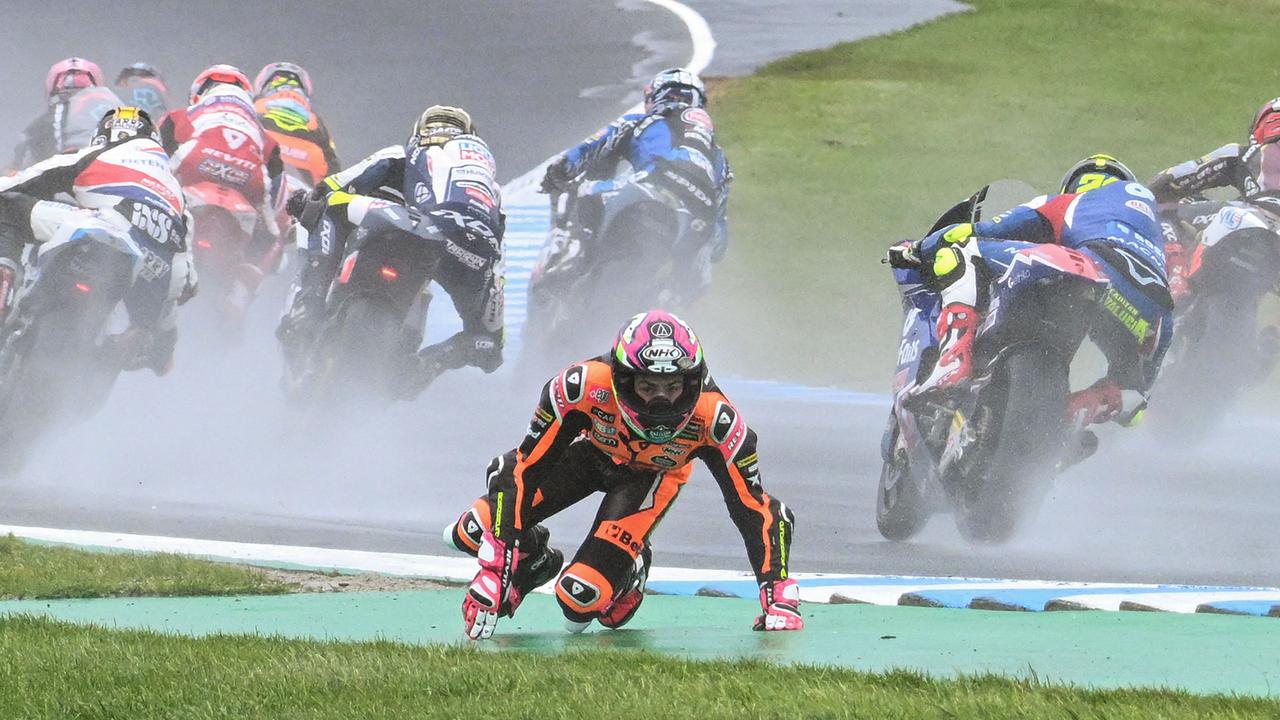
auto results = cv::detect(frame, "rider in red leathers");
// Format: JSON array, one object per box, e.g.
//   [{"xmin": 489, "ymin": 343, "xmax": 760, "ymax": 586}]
[{"xmin": 159, "ymin": 64, "xmax": 284, "ymax": 280}]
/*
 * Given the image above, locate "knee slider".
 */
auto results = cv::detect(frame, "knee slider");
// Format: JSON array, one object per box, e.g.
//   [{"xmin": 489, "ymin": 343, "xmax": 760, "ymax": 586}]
[{"xmin": 555, "ymin": 562, "xmax": 614, "ymax": 620}]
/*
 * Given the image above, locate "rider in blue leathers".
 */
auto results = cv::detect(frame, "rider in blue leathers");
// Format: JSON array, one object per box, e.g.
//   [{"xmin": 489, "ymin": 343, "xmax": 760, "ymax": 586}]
[
  {"xmin": 278, "ymin": 105, "xmax": 505, "ymax": 380},
  {"xmin": 540, "ymin": 68, "xmax": 732, "ymax": 290},
  {"xmin": 890, "ymin": 154, "xmax": 1174, "ymax": 430}
]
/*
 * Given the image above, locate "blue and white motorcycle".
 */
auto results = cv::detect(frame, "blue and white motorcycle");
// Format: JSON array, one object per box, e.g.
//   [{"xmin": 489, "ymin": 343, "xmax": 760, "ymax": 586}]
[{"xmin": 878, "ymin": 182, "xmax": 1113, "ymax": 543}]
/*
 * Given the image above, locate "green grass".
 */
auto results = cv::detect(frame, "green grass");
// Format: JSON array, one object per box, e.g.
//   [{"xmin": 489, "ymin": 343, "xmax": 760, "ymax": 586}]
[
  {"xmin": 696, "ymin": 0, "xmax": 1280, "ymax": 388},
  {"xmin": 1, "ymin": 615, "xmax": 1275, "ymax": 719},
  {"xmin": 0, "ymin": 535, "xmax": 290, "ymax": 599}
]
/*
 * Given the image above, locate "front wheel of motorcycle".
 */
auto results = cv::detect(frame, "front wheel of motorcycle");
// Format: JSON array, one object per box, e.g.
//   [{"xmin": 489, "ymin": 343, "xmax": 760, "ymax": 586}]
[
  {"xmin": 954, "ymin": 346, "xmax": 1068, "ymax": 545},
  {"xmin": 876, "ymin": 447, "xmax": 929, "ymax": 541}
]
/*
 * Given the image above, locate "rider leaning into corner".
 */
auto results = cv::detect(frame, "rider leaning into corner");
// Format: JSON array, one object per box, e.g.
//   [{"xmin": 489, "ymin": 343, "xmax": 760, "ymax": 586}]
[
  {"xmin": 159, "ymin": 64, "xmax": 284, "ymax": 279},
  {"xmin": 252, "ymin": 62, "xmax": 340, "ymax": 186},
  {"xmin": 539, "ymin": 67, "xmax": 733, "ymax": 298},
  {"xmin": 279, "ymin": 105, "xmax": 505, "ymax": 388},
  {"xmin": 0, "ymin": 107, "xmax": 197, "ymax": 374},
  {"xmin": 444, "ymin": 310, "xmax": 801, "ymax": 640},
  {"xmin": 889, "ymin": 154, "xmax": 1174, "ymax": 436},
  {"xmin": 1148, "ymin": 97, "xmax": 1280, "ymax": 303},
  {"xmin": 10, "ymin": 58, "xmax": 122, "ymax": 170}
]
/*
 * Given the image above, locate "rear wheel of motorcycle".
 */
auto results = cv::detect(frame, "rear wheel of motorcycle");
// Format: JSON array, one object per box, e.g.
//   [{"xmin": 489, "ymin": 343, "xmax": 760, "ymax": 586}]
[
  {"xmin": 954, "ymin": 347, "xmax": 1068, "ymax": 544},
  {"xmin": 328, "ymin": 296, "xmax": 404, "ymax": 403},
  {"xmin": 876, "ymin": 446, "xmax": 929, "ymax": 541}
]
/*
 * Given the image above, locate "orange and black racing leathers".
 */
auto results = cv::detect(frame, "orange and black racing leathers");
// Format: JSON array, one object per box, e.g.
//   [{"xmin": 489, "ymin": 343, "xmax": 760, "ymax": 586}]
[
  {"xmin": 254, "ymin": 88, "xmax": 340, "ymax": 185},
  {"xmin": 451, "ymin": 357, "xmax": 794, "ymax": 622}
]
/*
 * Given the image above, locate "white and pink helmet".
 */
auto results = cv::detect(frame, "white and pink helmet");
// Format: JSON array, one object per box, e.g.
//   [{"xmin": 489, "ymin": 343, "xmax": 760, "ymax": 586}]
[
  {"xmin": 46, "ymin": 57, "xmax": 103, "ymax": 97},
  {"xmin": 610, "ymin": 310, "xmax": 706, "ymax": 443}
]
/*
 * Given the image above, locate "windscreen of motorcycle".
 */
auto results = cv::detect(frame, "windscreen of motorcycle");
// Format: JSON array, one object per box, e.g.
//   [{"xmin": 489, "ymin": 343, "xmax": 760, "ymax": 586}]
[{"xmin": 972, "ymin": 178, "xmax": 1039, "ymax": 222}]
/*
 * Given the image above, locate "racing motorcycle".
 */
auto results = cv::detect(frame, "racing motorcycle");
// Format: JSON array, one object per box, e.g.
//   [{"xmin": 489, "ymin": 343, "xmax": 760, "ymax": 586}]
[
  {"xmin": 280, "ymin": 199, "xmax": 443, "ymax": 406},
  {"xmin": 0, "ymin": 221, "xmax": 146, "ymax": 471},
  {"xmin": 1151, "ymin": 200, "xmax": 1280, "ymax": 439},
  {"xmin": 184, "ymin": 180, "xmax": 267, "ymax": 339},
  {"xmin": 520, "ymin": 166, "xmax": 715, "ymax": 380},
  {"xmin": 878, "ymin": 182, "xmax": 1113, "ymax": 544}
]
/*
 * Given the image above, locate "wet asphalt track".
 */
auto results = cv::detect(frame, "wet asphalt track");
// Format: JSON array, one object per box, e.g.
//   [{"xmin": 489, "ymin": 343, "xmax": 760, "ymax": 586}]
[{"xmin": 0, "ymin": 2, "xmax": 1276, "ymax": 590}]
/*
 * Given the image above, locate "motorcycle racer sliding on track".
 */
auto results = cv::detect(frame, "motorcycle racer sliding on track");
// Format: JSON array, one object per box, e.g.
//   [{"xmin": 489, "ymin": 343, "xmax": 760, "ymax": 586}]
[
  {"xmin": 890, "ymin": 154, "xmax": 1174, "ymax": 437},
  {"xmin": 445, "ymin": 310, "xmax": 800, "ymax": 640},
  {"xmin": 0, "ymin": 106, "xmax": 196, "ymax": 373},
  {"xmin": 278, "ymin": 105, "xmax": 504, "ymax": 392}
]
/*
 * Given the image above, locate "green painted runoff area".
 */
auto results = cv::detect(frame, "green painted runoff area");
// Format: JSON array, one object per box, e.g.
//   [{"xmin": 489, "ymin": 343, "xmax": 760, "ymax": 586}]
[{"xmin": 2, "ymin": 590, "xmax": 1276, "ymax": 698}]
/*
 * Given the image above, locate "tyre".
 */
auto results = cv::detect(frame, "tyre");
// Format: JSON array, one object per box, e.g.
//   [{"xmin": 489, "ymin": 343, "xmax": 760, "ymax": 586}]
[
  {"xmin": 954, "ymin": 346, "xmax": 1068, "ymax": 544},
  {"xmin": 322, "ymin": 296, "xmax": 404, "ymax": 403},
  {"xmin": 876, "ymin": 446, "xmax": 929, "ymax": 541}
]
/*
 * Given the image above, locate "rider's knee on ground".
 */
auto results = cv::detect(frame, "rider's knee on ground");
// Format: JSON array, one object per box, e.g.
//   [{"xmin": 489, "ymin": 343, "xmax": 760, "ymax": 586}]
[{"xmin": 555, "ymin": 561, "xmax": 615, "ymax": 622}]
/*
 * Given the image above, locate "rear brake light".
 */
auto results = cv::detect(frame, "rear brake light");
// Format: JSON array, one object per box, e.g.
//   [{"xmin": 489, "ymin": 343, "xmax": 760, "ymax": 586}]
[
  {"xmin": 74, "ymin": 282, "xmax": 91, "ymax": 294},
  {"xmin": 196, "ymin": 239, "xmax": 212, "ymax": 249},
  {"xmin": 380, "ymin": 265, "xmax": 399, "ymax": 281}
]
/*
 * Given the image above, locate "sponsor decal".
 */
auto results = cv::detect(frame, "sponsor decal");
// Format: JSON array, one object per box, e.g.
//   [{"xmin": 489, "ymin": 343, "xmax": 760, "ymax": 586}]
[
  {"xmin": 591, "ymin": 407, "xmax": 616, "ymax": 423},
  {"xmin": 593, "ymin": 421, "xmax": 616, "ymax": 436},
  {"xmin": 896, "ymin": 338, "xmax": 920, "ymax": 366},
  {"xmin": 414, "ymin": 182, "xmax": 431, "ymax": 205},
  {"xmin": 129, "ymin": 203, "xmax": 176, "ymax": 245},
  {"xmin": 558, "ymin": 573, "xmax": 600, "ymax": 609},
  {"xmin": 199, "ymin": 146, "xmax": 257, "ymax": 169},
  {"xmin": 138, "ymin": 247, "xmax": 170, "ymax": 282},
  {"xmin": 563, "ymin": 366, "xmax": 585, "ymax": 403},
  {"xmin": 661, "ymin": 169, "xmax": 714, "ymax": 208},
  {"xmin": 710, "ymin": 402, "xmax": 738, "ymax": 445},
  {"xmin": 221, "ymin": 128, "xmax": 248, "ymax": 150},
  {"xmin": 1102, "ymin": 287, "xmax": 1151, "ymax": 341},
  {"xmin": 444, "ymin": 239, "xmax": 487, "ymax": 270},
  {"xmin": 595, "ymin": 522, "xmax": 644, "ymax": 555},
  {"xmin": 649, "ymin": 455, "xmax": 677, "ymax": 468},
  {"xmin": 681, "ymin": 107, "xmax": 713, "ymax": 129},
  {"xmin": 1125, "ymin": 199, "xmax": 1156, "ymax": 221},
  {"xmin": 639, "ymin": 344, "xmax": 684, "ymax": 363},
  {"xmin": 590, "ymin": 387, "xmax": 611, "ymax": 403},
  {"xmin": 645, "ymin": 425, "xmax": 676, "ymax": 443},
  {"xmin": 196, "ymin": 158, "xmax": 250, "ymax": 186},
  {"xmin": 649, "ymin": 320, "xmax": 674, "ymax": 338},
  {"xmin": 592, "ymin": 432, "xmax": 618, "ymax": 447},
  {"xmin": 463, "ymin": 185, "xmax": 494, "ymax": 208}
]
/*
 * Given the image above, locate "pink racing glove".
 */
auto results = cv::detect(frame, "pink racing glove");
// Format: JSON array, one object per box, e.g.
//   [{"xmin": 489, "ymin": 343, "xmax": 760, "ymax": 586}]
[
  {"xmin": 462, "ymin": 531, "xmax": 519, "ymax": 641},
  {"xmin": 753, "ymin": 578, "xmax": 803, "ymax": 631}
]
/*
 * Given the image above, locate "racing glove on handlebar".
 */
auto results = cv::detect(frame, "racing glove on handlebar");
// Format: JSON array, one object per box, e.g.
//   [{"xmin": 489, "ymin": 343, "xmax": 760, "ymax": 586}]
[
  {"xmin": 539, "ymin": 156, "xmax": 574, "ymax": 194},
  {"xmin": 886, "ymin": 240, "xmax": 922, "ymax": 269},
  {"xmin": 462, "ymin": 531, "xmax": 520, "ymax": 640},
  {"xmin": 753, "ymin": 578, "xmax": 803, "ymax": 631}
]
